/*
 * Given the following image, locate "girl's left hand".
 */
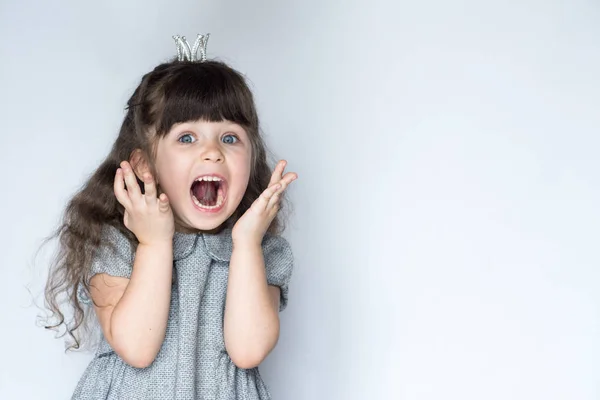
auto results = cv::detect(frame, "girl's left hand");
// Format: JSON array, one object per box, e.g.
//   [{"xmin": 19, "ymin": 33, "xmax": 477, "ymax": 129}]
[{"xmin": 232, "ymin": 160, "xmax": 297, "ymax": 245}]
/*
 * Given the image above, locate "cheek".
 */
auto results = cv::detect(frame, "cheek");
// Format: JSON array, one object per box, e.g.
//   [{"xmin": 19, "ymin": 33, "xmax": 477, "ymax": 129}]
[
  {"xmin": 154, "ymin": 154, "xmax": 180, "ymax": 193},
  {"xmin": 229, "ymin": 152, "xmax": 252, "ymax": 196},
  {"xmin": 238, "ymin": 152, "xmax": 253, "ymax": 183},
  {"xmin": 156, "ymin": 161, "xmax": 171, "ymax": 181}
]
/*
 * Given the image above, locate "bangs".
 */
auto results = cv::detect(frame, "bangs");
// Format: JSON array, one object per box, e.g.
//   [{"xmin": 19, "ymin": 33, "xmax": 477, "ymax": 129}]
[{"xmin": 155, "ymin": 61, "xmax": 257, "ymax": 136}]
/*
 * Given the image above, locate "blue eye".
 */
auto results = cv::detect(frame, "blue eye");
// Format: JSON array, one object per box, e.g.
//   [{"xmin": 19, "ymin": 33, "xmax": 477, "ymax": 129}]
[
  {"xmin": 222, "ymin": 134, "xmax": 238, "ymax": 144},
  {"xmin": 179, "ymin": 134, "xmax": 195, "ymax": 144}
]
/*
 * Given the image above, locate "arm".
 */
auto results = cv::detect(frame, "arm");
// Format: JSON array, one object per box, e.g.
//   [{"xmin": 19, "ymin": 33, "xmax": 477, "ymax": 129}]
[
  {"xmin": 90, "ymin": 160, "xmax": 175, "ymax": 368},
  {"xmin": 223, "ymin": 159, "xmax": 297, "ymax": 369},
  {"xmin": 223, "ymin": 240, "xmax": 281, "ymax": 369},
  {"xmin": 90, "ymin": 241, "xmax": 173, "ymax": 369}
]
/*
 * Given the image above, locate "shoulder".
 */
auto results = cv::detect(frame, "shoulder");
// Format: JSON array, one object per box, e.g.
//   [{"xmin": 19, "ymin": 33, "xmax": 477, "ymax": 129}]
[
  {"xmin": 97, "ymin": 225, "xmax": 136, "ymax": 261},
  {"xmin": 262, "ymin": 234, "xmax": 293, "ymax": 261},
  {"xmin": 87, "ymin": 225, "xmax": 136, "ymax": 283}
]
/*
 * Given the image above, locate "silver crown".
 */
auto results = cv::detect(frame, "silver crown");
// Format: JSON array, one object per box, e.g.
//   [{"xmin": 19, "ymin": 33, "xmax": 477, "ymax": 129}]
[{"xmin": 172, "ymin": 33, "xmax": 210, "ymax": 62}]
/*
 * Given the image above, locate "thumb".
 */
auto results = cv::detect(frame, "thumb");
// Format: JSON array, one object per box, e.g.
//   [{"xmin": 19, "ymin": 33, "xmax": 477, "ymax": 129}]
[{"xmin": 158, "ymin": 193, "xmax": 170, "ymax": 212}]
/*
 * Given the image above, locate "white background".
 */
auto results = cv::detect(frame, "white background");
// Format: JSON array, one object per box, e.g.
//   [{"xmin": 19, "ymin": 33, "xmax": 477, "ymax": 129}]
[{"xmin": 1, "ymin": 0, "xmax": 598, "ymax": 399}]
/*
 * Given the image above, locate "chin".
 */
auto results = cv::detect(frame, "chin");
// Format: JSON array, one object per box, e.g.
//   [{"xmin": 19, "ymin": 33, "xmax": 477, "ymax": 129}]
[
  {"xmin": 177, "ymin": 205, "xmax": 236, "ymax": 233},
  {"xmin": 177, "ymin": 214, "xmax": 225, "ymax": 232}
]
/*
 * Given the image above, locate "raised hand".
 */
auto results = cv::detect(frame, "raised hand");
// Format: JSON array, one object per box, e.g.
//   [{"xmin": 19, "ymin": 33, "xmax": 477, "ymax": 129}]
[
  {"xmin": 114, "ymin": 161, "xmax": 174, "ymax": 246},
  {"xmin": 232, "ymin": 160, "xmax": 297, "ymax": 245}
]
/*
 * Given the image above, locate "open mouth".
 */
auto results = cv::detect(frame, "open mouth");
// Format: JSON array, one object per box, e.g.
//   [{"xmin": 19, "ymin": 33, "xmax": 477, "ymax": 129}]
[{"xmin": 191, "ymin": 175, "xmax": 227, "ymax": 210}]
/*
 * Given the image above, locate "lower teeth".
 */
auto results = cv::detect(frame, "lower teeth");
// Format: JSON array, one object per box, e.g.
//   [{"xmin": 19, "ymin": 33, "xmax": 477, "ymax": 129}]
[{"xmin": 193, "ymin": 194, "xmax": 224, "ymax": 209}]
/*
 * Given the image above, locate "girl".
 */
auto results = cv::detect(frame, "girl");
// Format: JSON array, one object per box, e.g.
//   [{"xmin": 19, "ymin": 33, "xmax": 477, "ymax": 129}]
[{"xmin": 44, "ymin": 35, "xmax": 297, "ymax": 399}]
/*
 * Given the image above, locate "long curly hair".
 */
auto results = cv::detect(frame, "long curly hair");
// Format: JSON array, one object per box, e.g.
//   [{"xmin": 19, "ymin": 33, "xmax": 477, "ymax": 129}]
[{"xmin": 43, "ymin": 59, "xmax": 287, "ymax": 350}]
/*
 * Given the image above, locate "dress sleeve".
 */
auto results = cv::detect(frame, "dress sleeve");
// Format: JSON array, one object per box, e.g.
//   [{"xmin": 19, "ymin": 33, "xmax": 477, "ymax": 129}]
[
  {"xmin": 77, "ymin": 226, "xmax": 135, "ymax": 305},
  {"xmin": 262, "ymin": 234, "xmax": 294, "ymax": 312},
  {"xmin": 87, "ymin": 225, "xmax": 135, "ymax": 284}
]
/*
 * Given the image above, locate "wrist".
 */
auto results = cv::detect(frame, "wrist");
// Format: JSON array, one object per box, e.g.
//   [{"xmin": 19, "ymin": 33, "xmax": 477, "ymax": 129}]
[
  {"xmin": 231, "ymin": 235, "xmax": 262, "ymax": 250},
  {"xmin": 137, "ymin": 239, "xmax": 173, "ymax": 251}
]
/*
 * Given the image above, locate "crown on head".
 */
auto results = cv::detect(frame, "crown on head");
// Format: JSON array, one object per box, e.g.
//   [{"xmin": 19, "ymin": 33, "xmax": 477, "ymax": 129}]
[{"xmin": 172, "ymin": 33, "xmax": 210, "ymax": 62}]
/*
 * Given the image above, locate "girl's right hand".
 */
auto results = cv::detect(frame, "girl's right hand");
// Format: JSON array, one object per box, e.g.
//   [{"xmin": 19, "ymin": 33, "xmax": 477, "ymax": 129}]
[{"xmin": 114, "ymin": 161, "xmax": 174, "ymax": 246}]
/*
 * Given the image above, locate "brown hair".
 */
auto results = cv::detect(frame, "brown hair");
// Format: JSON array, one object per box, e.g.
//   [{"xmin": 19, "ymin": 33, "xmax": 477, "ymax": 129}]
[{"xmin": 43, "ymin": 59, "xmax": 287, "ymax": 350}]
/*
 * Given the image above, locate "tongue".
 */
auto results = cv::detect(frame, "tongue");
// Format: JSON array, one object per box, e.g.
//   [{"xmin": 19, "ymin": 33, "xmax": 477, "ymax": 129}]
[{"xmin": 193, "ymin": 181, "xmax": 218, "ymax": 206}]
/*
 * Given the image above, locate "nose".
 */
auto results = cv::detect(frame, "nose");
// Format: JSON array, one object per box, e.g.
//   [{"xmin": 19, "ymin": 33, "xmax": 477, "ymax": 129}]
[{"xmin": 201, "ymin": 143, "xmax": 224, "ymax": 163}]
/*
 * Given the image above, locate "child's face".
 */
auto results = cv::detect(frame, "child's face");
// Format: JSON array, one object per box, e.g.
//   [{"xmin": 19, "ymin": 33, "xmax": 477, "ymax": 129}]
[{"xmin": 154, "ymin": 119, "xmax": 252, "ymax": 232}]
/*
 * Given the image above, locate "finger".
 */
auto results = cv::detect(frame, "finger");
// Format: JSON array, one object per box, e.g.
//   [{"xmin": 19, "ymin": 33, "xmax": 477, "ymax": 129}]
[
  {"xmin": 256, "ymin": 182, "xmax": 282, "ymax": 209},
  {"xmin": 267, "ymin": 172, "xmax": 297, "ymax": 209},
  {"xmin": 271, "ymin": 172, "xmax": 297, "ymax": 200},
  {"xmin": 268, "ymin": 190, "xmax": 283, "ymax": 210},
  {"xmin": 158, "ymin": 193, "xmax": 171, "ymax": 213},
  {"xmin": 268, "ymin": 160, "xmax": 287, "ymax": 186},
  {"xmin": 113, "ymin": 168, "xmax": 132, "ymax": 209},
  {"xmin": 280, "ymin": 171, "xmax": 298, "ymax": 186},
  {"xmin": 120, "ymin": 161, "xmax": 142, "ymax": 201},
  {"xmin": 267, "ymin": 180, "xmax": 290, "ymax": 209},
  {"xmin": 143, "ymin": 173, "xmax": 158, "ymax": 205}
]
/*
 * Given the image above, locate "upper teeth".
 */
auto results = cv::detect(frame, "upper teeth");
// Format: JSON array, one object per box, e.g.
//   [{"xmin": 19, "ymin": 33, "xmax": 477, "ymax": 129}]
[{"xmin": 196, "ymin": 176, "xmax": 222, "ymax": 182}]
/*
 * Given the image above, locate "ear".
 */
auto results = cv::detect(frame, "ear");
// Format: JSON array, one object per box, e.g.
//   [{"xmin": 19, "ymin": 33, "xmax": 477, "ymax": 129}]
[{"xmin": 129, "ymin": 149, "xmax": 152, "ymax": 182}]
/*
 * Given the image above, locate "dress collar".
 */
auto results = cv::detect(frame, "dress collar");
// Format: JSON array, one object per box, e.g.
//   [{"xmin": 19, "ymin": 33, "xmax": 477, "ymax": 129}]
[{"xmin": 173, "ymin": 227, "xmax": 233, "ymax": 262}]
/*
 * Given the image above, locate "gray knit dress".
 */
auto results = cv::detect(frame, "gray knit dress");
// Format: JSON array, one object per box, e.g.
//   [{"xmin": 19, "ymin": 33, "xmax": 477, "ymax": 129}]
[{"xmin": 72, "ymin": 226, "xmax": 294, "ymax": 400}]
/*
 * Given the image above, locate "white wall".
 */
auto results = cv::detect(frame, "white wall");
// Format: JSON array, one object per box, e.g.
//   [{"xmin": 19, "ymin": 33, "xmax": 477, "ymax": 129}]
[{"xmin": 1, "ymin": 0, "xmax": 599, "ymax": 399}]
